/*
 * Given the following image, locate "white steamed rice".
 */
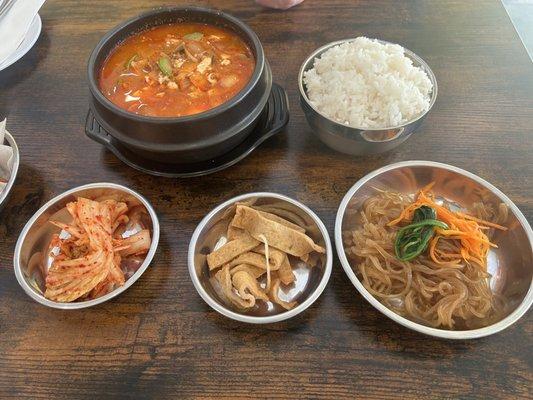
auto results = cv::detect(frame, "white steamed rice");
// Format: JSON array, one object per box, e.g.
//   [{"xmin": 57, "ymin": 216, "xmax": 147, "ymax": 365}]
[{"xmin": 303, "ymin": 37, "xmax": 433, "ymax": 129}]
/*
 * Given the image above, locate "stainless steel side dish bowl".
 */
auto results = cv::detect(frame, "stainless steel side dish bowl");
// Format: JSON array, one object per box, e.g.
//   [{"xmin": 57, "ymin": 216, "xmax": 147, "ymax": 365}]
[{"xmin": 188, "ymin": 192, "xmax": 333, "ymax": 324}]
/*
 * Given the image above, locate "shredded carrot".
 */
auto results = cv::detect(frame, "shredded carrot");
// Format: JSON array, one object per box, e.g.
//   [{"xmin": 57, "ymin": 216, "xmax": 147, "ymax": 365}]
[
  {"xmin": 455, "ymin": 212, "xmax": 508, "ymax": 231},
  {"xmin": 429, "ymin": 236, "xmax": 444, "ymax": 264},
  {"xmin": 388, "ymin": 183, "xmax": 506, "ymax": 270}
]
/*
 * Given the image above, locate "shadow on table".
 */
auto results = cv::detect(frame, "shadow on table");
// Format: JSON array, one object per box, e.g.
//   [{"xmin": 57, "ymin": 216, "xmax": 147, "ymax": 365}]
[
  {"xmin": 93, "ymin": 132, "xmax": 289, "ymax": 198},
  {"xmin": 0, "ymin": 31, "xmax": 51, "ymax": 116},
  {"xmin": 0, "ymin": 163, "xmax": 45, "ymax": 234},
  {"xmin": 287, "ymin": 124, "xmax": 405, "ymax": 190}
]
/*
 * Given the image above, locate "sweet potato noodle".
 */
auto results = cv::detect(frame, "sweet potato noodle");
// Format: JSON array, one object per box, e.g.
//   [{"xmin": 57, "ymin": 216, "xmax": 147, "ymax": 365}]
[
  {"xmin": 343, "ymin": 188, "xmax": 508, "ymax": 329},
  {"xmin": 207, "ymin": 204, "xmax": 325, "ymax": 311},
  {"xmin": 44, "ymin": 197, "xmax": 151, "ymax": 302}
]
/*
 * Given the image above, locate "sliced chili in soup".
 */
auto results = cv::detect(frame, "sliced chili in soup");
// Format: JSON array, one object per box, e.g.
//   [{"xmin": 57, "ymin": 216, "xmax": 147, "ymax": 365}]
[{"xmin": 99, "ymin": 23, "xmax": 255, "ymax": 117}]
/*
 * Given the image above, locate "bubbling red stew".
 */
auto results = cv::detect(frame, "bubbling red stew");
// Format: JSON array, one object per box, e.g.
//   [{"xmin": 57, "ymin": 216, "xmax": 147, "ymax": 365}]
[{"xmin": 99, "ymin": 23, "xmax": 255, "ymax": 117}]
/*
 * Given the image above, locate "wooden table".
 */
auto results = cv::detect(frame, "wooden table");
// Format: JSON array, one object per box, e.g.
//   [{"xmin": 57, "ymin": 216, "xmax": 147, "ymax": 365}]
[{"xmin": 1, "ymin": 1, "xmax": 532, "ymax": 398}]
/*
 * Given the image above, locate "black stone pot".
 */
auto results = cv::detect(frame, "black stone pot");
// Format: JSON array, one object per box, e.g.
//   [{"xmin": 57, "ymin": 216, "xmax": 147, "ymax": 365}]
[{"xmin": 87, "ymin": 6, "xmax": 272, "ymax": 164}]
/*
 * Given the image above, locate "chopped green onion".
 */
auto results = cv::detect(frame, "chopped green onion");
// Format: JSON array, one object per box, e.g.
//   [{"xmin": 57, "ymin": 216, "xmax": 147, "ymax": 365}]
[
  {"xmin": 183, "ymin": 32, "xmax": 203, "ymax": 41},
  {"xmin": 125, "ymin": 54, "xmax": 137, "ymax": 69},
  {"xmin": 394, "ymin": 206, "xmax": 449, "ymax": 261},
  {"xmin": 158, "ymin": 56, "xmax": 173, "ymax": 76}
]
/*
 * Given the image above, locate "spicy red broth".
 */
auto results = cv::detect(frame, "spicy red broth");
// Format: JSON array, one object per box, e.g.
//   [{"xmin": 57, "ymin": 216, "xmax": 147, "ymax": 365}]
[{"xmin": 99, "ymin": 23, "xmax": 255, "ymax": 117}]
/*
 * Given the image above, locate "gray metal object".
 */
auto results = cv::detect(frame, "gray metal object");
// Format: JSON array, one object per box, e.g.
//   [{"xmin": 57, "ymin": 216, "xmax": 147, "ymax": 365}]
[
  {"xmin": 0, "ymin": 130, "xmax": 20, "ymax": 212},
  {"xmin": 298, "ymin": 39, "xmax": 438, "ymax": 155},
  {"xmin": 14, "ymin": 183, "xmax": 160, "ymax": 309},
  {"xmin": 188, "ymin": 192, "xmax": 333, "ymax": 324},
  {"xmin": 335, "ymin": 161, "xmax": 533, "ymax": 339}
]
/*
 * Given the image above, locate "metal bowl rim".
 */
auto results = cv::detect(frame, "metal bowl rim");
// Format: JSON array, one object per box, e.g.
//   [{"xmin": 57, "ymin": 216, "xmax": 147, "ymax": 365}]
[
  {"xmin": 0, "ymin": 130, "xmax": 20, "ymax": 207},
  {"xmin": 298, "ymin": 38, "xmax": 438, "ymax": 132},
  {"xmin": 13, "ymin": 182, "xmax": 161, "ymax": 309},
  {"xmin": 87, "ymin": 5, "xmax": 266, "ymax": 125},
  {"xmin": 334, "ymin": 160, "xmax": 533, "ymax": 339},
  {"xmin": 188, "ymin": 192, "xmax": 333, "ymax": 324}
]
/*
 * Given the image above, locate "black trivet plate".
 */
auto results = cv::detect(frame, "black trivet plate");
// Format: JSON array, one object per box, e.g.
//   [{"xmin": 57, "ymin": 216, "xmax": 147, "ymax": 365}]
[{"xmin": 85, "ymin": 83, "xmax": 289, "ymax": 178}]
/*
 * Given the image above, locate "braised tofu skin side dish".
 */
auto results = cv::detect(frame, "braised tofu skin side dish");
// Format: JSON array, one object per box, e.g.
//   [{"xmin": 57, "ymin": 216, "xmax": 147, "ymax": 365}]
[{"xmin": 99, "ymin": 23, "xmax": 255, "ymax": 117}]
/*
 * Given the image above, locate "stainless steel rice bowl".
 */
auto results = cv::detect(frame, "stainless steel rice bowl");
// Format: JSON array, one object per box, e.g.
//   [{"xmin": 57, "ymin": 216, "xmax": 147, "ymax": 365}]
[{"xmin": 299, "ymin": 39, "xmax": 438, "ymax": 156}]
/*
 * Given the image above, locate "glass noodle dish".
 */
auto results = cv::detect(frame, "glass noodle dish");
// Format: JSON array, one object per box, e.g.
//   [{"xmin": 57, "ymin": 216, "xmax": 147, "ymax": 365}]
[
  {"xmin": 99, "ymin": 23, "xmax": 255, "ymax": 117},
  {"xmin": 343, "ymin": 183, "xmax": 508, "ymax": 329}
]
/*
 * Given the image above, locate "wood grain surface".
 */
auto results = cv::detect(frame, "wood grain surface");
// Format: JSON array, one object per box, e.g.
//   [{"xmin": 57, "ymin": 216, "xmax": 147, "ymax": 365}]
[{"xmin": 0, "ymin": 0, "xmax": 532, "ymax": 399}]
